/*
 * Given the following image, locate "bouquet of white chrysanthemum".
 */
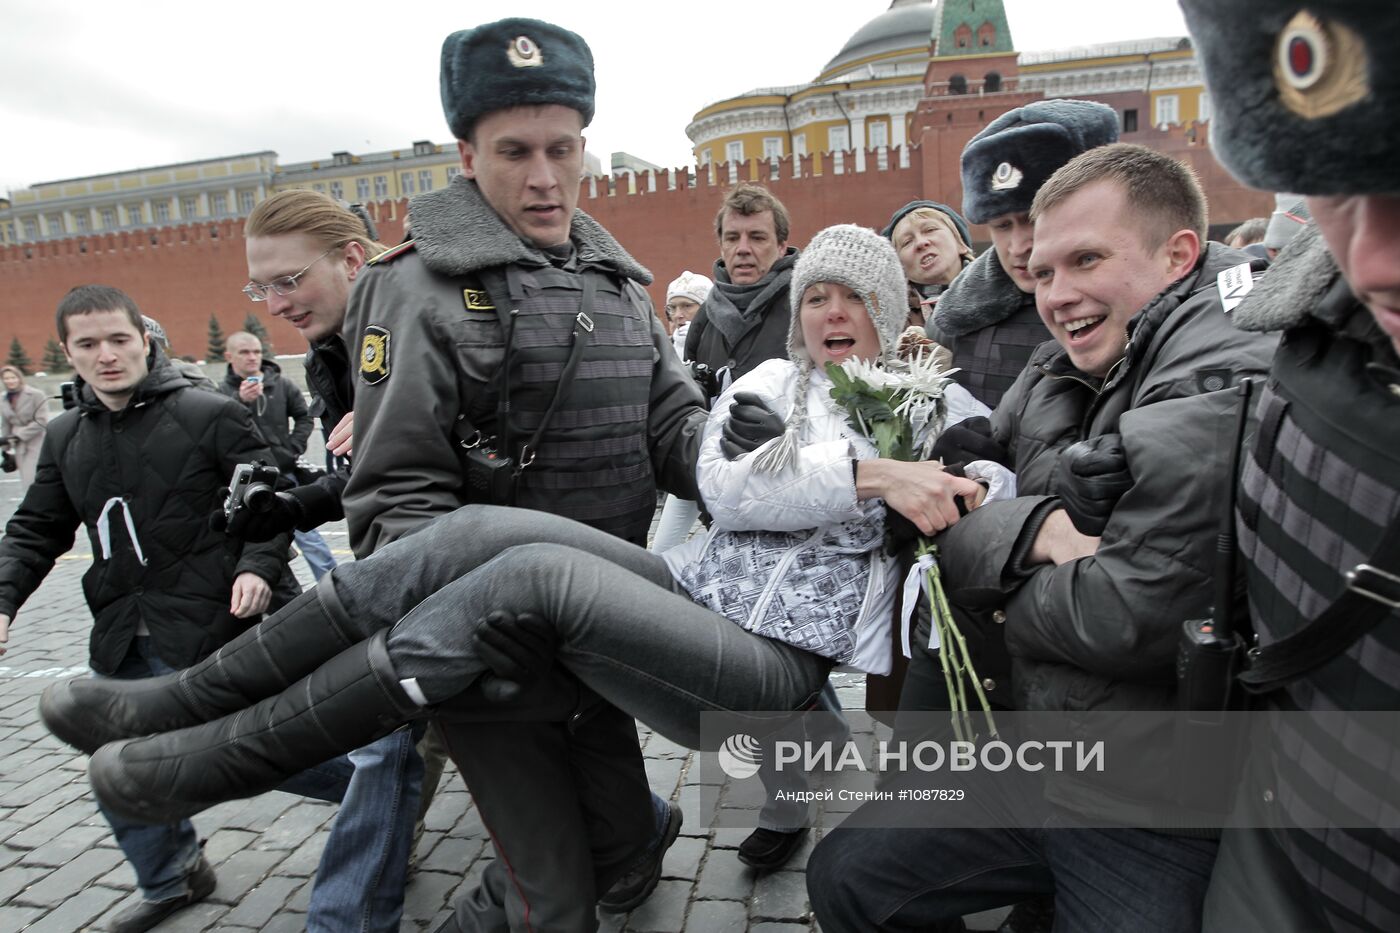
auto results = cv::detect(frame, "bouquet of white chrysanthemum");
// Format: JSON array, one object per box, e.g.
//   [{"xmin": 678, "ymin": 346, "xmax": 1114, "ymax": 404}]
[{"xmin": 825, "ymin": 353, "xmax": 998, "ymax": 742}]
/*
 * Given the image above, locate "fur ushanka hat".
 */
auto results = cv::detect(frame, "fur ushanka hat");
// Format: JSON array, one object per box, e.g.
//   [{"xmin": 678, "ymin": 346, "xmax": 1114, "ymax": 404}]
[
  {"xmin": 1179, "ymin": 0, "xmax": 1398, "ymax": 195},
  {"xmin": 959, "ymin": 99, "xmax": 1120, "ymax": 225},
  {"xmin": 754, "ymin": 225, "xmax": 908, "ymax": 472},
  {"xmin": 441, "ymin": 18, "xmax": 596, "ymax": 140}
]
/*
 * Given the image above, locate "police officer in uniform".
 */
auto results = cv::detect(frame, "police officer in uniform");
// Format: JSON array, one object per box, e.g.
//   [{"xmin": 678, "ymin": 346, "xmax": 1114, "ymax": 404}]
[
  {"xmin": 340, "ymin": 19, "xmax": 706, "ymax": 932},
  {"xmin": 1178, "ymin": 1, "xmax": 1400, "ymax": 930}
]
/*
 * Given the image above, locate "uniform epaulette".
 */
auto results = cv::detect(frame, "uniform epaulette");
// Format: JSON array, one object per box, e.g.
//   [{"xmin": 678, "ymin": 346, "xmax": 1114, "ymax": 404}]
[{"xmin": 368, "ymin": 240, "xmax": 416, "ymax": 266}]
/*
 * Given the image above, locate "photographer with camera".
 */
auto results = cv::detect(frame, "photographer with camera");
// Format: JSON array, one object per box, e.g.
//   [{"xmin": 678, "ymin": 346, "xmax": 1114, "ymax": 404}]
[
  {"xmin": 217, "ymin": 330, "xmax": 336, "ymax": 580},
  {"xmin": 0, "ymin": 285, "xmax": 290, "ymax": 932}
]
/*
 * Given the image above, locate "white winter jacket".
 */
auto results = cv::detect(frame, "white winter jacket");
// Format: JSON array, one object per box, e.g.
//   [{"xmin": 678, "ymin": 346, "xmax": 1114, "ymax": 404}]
[{"xmin": 662, "ymin": 358, "xmax": 999, "ymax": 675}]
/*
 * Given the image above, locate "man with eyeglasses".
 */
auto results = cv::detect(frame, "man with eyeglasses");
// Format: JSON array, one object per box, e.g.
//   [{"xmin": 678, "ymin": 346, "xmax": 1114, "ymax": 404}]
[{"xmin": 338, "ymin": 18, "xmax": 707, "ymax": 932}]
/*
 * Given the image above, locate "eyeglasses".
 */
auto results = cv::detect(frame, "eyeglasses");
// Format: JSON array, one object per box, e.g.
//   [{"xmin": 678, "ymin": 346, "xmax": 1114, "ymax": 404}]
[{"xmin": 242, "ymin": 247, "xmax": 336, "ymax": 302}]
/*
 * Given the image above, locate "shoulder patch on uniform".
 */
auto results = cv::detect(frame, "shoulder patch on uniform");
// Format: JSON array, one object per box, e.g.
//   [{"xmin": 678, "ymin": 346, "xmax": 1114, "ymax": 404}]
[
  {"xmin": 360, "ymin": 325, "xmax": 391, "ymax": 385},
  {"xmin": 462, "ymin": 288, "xmax": 495, "ymax": 312},
  {"xmin": 1216, "ymin": 262, "xmax": 1256, "ymax": 314},
  {"xmin": 367, "ymin": 240, "xmax": 416, "ymax": 266}
]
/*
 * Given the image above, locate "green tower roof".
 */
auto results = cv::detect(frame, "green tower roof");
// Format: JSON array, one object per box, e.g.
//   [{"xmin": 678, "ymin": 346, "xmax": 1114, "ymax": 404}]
[{"xmin": 933, "ymin": 0, "xmax": 1015, "ymax": 57}]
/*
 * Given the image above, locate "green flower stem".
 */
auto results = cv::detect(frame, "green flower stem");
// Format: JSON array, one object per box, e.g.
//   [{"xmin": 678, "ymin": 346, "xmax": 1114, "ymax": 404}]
[
  {"xmin": 922, "ymin": 570, "xmax": 967, "ymax": 744},
  {"xmin": 919, "ymin": 541, "xmax": 1000, "ymax": 740}
]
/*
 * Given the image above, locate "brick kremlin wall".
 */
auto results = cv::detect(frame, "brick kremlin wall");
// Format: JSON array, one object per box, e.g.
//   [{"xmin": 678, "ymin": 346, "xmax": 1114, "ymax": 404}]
[{"xmin": 0, "ymin": 125, "xmax": 1271, "ymax": 366}]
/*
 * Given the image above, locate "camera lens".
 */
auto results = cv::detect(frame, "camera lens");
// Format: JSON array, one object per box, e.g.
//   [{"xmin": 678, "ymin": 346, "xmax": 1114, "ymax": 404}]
[{"xmin": 244, "ymin": 483, "xmax": 276, "ymax": 513}]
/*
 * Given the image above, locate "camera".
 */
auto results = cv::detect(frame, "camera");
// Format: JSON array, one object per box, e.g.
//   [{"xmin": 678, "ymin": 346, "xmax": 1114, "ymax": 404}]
[
  {"xmin": 223, "ymin": 461, "xmax": 281, "ymax": 527},
  {"xmin": 688, "ymin": 361, "xmax": 721, "ymax": 400}
]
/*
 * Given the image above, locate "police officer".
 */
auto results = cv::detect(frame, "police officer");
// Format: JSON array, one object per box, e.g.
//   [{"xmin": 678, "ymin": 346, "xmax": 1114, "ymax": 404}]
[
  {"xmin": 1178, "ymin": 1, "xmax": 1400, "ymax": 930},
  {"xmin": 340, "ymin": 19, "xmax": 706, "ymax": 932}
]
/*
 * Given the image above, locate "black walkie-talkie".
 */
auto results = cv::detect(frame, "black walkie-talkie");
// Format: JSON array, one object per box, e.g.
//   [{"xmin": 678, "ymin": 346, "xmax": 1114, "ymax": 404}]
[{"xmin": 1176, "ymin": 378, "xmax": 1253, "ymax": 713}]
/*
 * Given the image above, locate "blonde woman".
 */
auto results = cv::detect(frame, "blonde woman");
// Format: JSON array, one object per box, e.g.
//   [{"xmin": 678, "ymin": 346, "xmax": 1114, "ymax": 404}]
[{"xmin": 1, "ymin": 365, "xmax": 50, "ymax": 490}]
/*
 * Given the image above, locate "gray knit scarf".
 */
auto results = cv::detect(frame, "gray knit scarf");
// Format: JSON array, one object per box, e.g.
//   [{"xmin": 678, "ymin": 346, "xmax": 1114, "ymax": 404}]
[{"xmin": 706, "ymin": 249, "xmax": 799, "ymax": 347}]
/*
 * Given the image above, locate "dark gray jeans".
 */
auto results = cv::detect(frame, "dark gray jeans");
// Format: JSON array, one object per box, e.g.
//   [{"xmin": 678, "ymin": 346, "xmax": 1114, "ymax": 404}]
[{"xmin": 332, "ymin": 505, "xmax": 832, "ymax": 748}]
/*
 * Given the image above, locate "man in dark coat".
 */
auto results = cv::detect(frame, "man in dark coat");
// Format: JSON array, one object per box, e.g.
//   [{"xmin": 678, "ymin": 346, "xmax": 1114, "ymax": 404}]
[
  {"xmin": 0, "ymin": 285, "xmax": 289, "ymax": 933},
  {"xmin": 806, "ymin": 144, "xmax": 1279, "ymax": 932},
  {"xmin": 1178, "ymin": 2, "xmax": 1400, "ymax": 930},
  {"xmin": 218, "ymin": 330, "xmax": 336, "ymax": 581},
  {"xmin": 684, "ymin": 183, "xmax": 800, "ymax": 398}
]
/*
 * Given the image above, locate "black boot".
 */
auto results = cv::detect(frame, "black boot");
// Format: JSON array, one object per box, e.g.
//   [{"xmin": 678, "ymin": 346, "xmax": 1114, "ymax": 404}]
[
  {"xmin": 90, "ymin": 629, "xmax": 422, "ymax": 825},
  {"xmin": 41, "ymin": 576, "xmax": 362, "ymax": 754}
]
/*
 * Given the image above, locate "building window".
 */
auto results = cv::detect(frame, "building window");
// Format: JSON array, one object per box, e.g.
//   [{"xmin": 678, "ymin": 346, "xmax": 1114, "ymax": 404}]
[
  {"xmin": 181, "ymin": 196, "xmax": 198, "ymax": 219},
  {"xmin": 827, "ymin": 126, "xmax": 849, "ymax": 152},
  {"xmin": 23, "ymin": 219, "xmax": 38, "ymax": 240},
  {"xmin": 1155, "ymin": 94, "xmax": 1179, "ymax": 126},
  {"xmin": 1198, "ymin": 92, "xmax": 1212, "ymax": 122},
  {"xmin": 726, "ymin": 141, "xmax": 743, "ymax": 164},
  {"xmin": 978, "ymin": 21, "xmax": 997, "ymax": 47},
  {"xmin": 868, "ymin": 122, "xmax": 888, "ymax": 150},
  {"xmin": 984, "ymin": 71, "xmax": 1002, "ymax": 93},
  {"xmin": 239, "ymin": 191, "xmax": 255, "ymax": 213},
  {"xmin": 330, "ymin": 181, "xmax": 343, "ymax": 200},
  {"xmin": 954, "ymin": 23, "xmax": 972, "ymax": 48},
  {"xmin": 419, "ymin": 169, "xmax": 434, "ymax": 192},
  {"xmin": 949, "ymin": 74, "xmax": 968, "ymax": 95},
  {"xmin": 446, "ymin": 166, "xmax": 461, "ymax": 181},
  {"xmin": 699, "ymin": 149, "xmax": 712, "ymax": 166},
  {"xmin": 127, "ymin": 204, "xmax": 144, "ymax": 225},
  {"xmin": 401, "ymin": 172, "xmax": 415, "ymax": 195},
  {"xmin": 792, "ymin": 136, "xmax": 806, "ymax": 159},
  {"xmin": 333, "ymin": 151, "xmax": 352, "ymax": 166},
  {"xmin": 372, "ymin": 175, "xmax": 387, "ymax": 198},
  {"xmin": 153, "ymin": 201, "xmax": 170, "ymax": 223},
  {"xmin": 5, "ymin": 223, "xmax": 15, "ymax": 242},
  {"xmin": 353, "ymin": 178, "xmax": 368, "ymax": 200},
  {"xmin": 1123, "ymin": 109, "xmax": 1139, "ymax": 133},
  {"xmin": 74, "ymin": 212, "xmax": 90, "ymax": 233},
  {"xmin": 47, "ymin": 214, "xmax": 65, "ymax": 235},
  {"xmin": 212, "ymin": 194, "xmax": 228, "ymax": 216},
  {"xmin": 97, "ymin": 209, "xmax": 114, "ymax": 230},
  {"xmin": 762, "ymin": 137, "xmax": 783, "ymax": 160},
  {"xmin": 413, "ymin": 140, "xmax": 434, "ymax": 157}
]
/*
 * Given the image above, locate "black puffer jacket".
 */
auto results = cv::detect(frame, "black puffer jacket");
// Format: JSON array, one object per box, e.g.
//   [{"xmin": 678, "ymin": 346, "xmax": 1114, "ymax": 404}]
[
  {"xmin": 685, "ymin": 249, "xmax": 800, "ymax": 393},
  {"xmin": 0, "ymin": 351, "xmax": 290, "ymax": 674},
  {"xmin": 935, "ymin": 244, "xmax": 1278, "ymax": 821},
  {"xmin": 218, "ymin": 359, "xmax": 312, "ymax": 472}
]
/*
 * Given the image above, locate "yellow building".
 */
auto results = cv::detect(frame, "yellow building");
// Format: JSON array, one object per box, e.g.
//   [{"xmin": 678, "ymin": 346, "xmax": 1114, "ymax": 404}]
[
  {"xmin": 687, "ymin": 0, "xmax": 935, "ymax": 175},
  {"xmin": 0, "ymin": 152, "xmax": 276, "ymax": 245},
  {"xmin": 272, "ymin": 140, "xmax": 462, "ymax": 204},
  {"xmin": 687, "ymin": 0, "xmax": 1211, "ymax": 171}
]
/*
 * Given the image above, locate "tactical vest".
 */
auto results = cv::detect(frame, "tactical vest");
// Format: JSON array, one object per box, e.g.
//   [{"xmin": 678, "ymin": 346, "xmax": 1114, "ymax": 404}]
[
  {"xmin": 1235, "ymin": 305, "xmax": 1400, "ymax": 926},
  {"xmin": 948, "ymin": 299, "xmax": 1049, "ymax": 409},
  {"xmin": 471, "ymin": 261, "xmax": 660, "ymax": 545}
]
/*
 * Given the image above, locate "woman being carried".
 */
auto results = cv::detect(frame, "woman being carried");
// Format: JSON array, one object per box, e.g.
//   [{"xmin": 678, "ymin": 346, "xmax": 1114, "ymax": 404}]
[{"xmin": 42, "ymin": 225, "xmax": 1010, "ymax": 826}]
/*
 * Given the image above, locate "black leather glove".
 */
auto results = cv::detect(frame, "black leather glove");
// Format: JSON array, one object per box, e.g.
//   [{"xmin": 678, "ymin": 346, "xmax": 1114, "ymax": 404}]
[
  {"xmin": 929, "ymin": 417, "xmax": 1010, "ymax": 469},
  {"xmin": 210, "ymin": 489, "xmax": 305, "ymax": 541},
  {"xmin": 720, "ymin": 392, "xmax": 785, "ymax": 460},
  {"xmin": 1054, "ymin": 433, "xmax": 1132, "ymax": 536},
  {"xmin": 473, "ymin": 611, "xmax": 559, "ymax": 704}
]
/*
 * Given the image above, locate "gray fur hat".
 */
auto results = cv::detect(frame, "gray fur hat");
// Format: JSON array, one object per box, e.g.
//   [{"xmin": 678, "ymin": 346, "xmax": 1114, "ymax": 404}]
[
  {"xmin": 441, "ymin": 19, "xmax": 596, "ymax": 141},
  {"xmin": 755, "ymin": 225, "xmax": 908, "ymax": 473},
  {"xmin": 960, "ymin": 99, "xmax": 1120, "ymax": 224},
  {"xmin": 788, "ymin": 224, "xmax": 909, "ymax": 367},
  {"xmin": 1180, "ymin": 0, "xmax": 1397, "ymax": 195}
]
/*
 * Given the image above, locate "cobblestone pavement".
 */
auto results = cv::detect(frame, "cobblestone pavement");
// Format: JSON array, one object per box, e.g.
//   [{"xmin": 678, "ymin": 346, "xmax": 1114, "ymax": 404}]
[{"xmin": 0, "ymin": 471, "xmax": 1008, "ymax": 932}]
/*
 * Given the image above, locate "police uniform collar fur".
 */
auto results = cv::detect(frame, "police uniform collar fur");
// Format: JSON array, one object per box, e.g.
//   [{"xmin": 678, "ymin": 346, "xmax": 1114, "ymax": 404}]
[
  {"xmin": 929, "ymin": 247, "xmax": 1032, "ymax": 340},
  {"xmin": 1232, "ymin": 223, "xmax": 1340, "ymax": 333},
  {"xmin": 408, "ymin": 175, "xmax": 651, "ymax": 284}
]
